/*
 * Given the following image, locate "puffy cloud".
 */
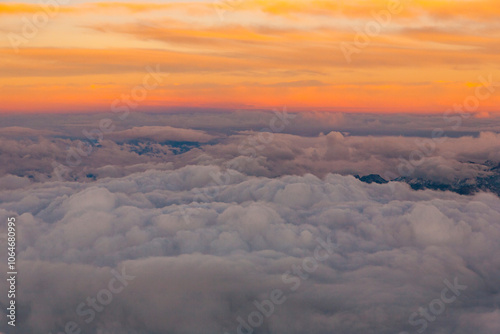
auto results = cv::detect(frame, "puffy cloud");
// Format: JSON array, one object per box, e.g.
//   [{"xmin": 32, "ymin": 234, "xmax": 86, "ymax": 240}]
[
  {"xmin": 1, "ymin": 165, "xmax": 499, "ymax": 334},
  {"xmin": 0, "ymin": 112, "xmax": 499, "ymax": 333},
  {"xmin": 0, "ymin": 174, "xmax": 31, "ymax": 190},
  {"xmin": 2, "ymin": 114, "xmax": 500, "ymax": 186}
]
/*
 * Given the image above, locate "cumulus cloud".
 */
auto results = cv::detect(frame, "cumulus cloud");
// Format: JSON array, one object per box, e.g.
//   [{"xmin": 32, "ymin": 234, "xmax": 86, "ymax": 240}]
[
  {"xmin": 2, "ymin": 124, "xmax": 500, "ymax": 185},
  {"xmin": 0, "ymin": 166, "xmax": 499, "ymax": 334},
  {"xmin": 1, "ymin": 112, "xmax": 499, "ymax": 334},
  {"xmin": 197, "ymin": 131, "xmax": 500, "ymax": 183}
]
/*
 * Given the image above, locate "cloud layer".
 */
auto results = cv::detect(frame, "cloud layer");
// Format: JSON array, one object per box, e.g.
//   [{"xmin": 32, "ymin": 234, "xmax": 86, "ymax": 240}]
[
  {"xmin": 1, "ymin": 112, "xmax": 499, "ymax": 333},
  {"xmin": 1, "ymin": 165, "xmax": 500, "ymax": 334},
  {"xmin": 1, "ymin": 112, "xmax": 500, "ymax": 184}
]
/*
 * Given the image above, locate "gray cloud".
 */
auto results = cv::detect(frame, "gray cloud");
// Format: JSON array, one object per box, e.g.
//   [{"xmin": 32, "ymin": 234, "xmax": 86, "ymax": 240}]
[
  {"xmin": 1, "ymin": 125, "xmax": 499, "ymax": 184},
  {"xmin": 0, "ymin": 165, "xmax": 499, "ymax": 333},
  {"xmin": 109, "ymin": 126, "xmax": 218, "ymax": 143},
  {"xmin": 0, "ymin": 112, "xmax": 499, "ymax": 334},
  {"xmin": 2, "ymin": 111, "xmax": 500, "ymax": 137}
]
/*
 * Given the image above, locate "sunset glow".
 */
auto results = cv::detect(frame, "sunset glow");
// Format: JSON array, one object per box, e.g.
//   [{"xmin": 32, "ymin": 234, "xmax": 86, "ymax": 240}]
[
  {"xmin": 3, "ymin": 2, "xmax": 500, "ymax": 334},
  {"xmin": 1, "ymin": 0, "xmax": 499, "ymax": 114}
]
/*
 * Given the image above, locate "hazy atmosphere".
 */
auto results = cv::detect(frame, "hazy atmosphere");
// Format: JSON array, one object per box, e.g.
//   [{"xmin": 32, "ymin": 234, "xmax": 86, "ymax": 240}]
[{"xmin": 1, "ymin": 1, "xmax": 499, "ymax": 334}]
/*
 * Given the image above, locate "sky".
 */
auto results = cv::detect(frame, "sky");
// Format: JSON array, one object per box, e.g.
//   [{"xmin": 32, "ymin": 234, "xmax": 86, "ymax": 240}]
[
  {"xmin": 2, "ymin": 2, "xmax": 500, "ymax": 333},
  {"xmin": 1, "ymin": 0, "xmax": 499, "ymax": 114}
]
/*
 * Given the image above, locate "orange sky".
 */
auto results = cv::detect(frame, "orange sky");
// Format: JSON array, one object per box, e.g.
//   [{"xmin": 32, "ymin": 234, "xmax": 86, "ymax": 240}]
[{"xmin": 0, "ymin": 0, "xmax": 499, "ymax": 114}]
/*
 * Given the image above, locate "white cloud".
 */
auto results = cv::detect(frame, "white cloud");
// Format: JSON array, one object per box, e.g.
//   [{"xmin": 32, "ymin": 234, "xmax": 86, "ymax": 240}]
[
  {"xmin": 1, "ymin": 166, "xmax": 499, "ymax": 333},
  {"xmin": 1, "ymin": 112, "xmax": 500, "ymax": 333}
]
